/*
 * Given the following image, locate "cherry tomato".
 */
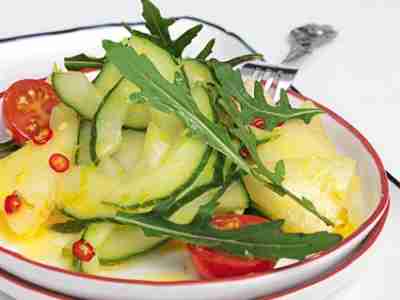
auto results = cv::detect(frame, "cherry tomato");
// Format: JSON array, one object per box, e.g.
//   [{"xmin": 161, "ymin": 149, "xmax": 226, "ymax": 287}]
[
  {"xmin": 49, "ymin": 153, "xmax": 70, "ymax": 173},
  {"xmin": 4, "ymin": 193, "xmax": 22, "ymax": 215},
  {"xmin": 2, "ymin": 79, "xmax": 59, "ymax": 144},
  {"xmin": 72, "ymin": 239, "xmax": 95, "ymax": 262},
  {"xmin": 251, "ymin": 117, "xmax": 265, "ymax": 129},
  {"xmin": 188, "ymin": 214, "xmax": 276, "ymax": 279}
]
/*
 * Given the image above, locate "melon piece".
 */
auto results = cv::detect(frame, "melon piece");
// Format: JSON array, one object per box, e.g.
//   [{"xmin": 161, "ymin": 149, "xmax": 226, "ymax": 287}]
[
  {"xmin": 0, "ymin": 104, "xmax": 78, "ymax": 235},
  {"xmin": 244, "ymin": 155, "xmax": 358, "ymax": 235},
  {"xmin": 257, "ymin": 102, "xmax": 337, "ymax": 162}
]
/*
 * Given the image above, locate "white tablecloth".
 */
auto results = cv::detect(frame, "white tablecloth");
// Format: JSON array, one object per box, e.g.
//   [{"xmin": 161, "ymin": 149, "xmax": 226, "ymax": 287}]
[{"xmin": 1, "ymin": 1, "xmax": 399, "ymax": 299}]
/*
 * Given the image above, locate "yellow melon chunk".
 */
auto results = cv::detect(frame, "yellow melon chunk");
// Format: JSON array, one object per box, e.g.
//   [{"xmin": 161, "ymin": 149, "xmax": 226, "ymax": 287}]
[
  {"xmin": 0, "ymin": 104, "xmax": 78, "ymax": 236},
  {"xmin": 257, "ymin": 102, "xmax": 337, "ymax": 162},
  {"xmin": 244, "ymin": 156, "xmax": 357, "ymax": 235}
]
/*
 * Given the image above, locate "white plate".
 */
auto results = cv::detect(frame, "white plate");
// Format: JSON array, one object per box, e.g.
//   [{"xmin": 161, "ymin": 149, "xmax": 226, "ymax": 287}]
[
  {"xmin": 0, "ymin": 191, "xmax": 389, "ymax": 300},
  {"xmin": 0, "ymin": 18, "xmax": 390, "ymax": 300}
]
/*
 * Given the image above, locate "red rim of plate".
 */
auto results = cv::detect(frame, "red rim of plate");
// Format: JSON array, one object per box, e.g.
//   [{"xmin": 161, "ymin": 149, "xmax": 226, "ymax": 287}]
[
  {"xmin": 0, "ymin": 87, "xmax": 389, "ymax": 286},
  {"xmin": 0, "ymin": 191, "xmax": 389, "ymax": 300}
]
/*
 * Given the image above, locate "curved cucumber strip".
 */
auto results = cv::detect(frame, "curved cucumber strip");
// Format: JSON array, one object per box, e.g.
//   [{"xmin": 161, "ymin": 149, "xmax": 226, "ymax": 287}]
[
  {"xmin": 97, "ymin": 224, "xmax": 167, "ymax": 265},
  {"xmin": 93, "ymin": 62, "xmax": 122, "ymax": 99},
  {"xmin": 112, "ymin": 139, "xmax": 212, "ymax": 208},
  {"xmin": 112, "ymin": 130, "xmax": 146, "ymax": 172},
  {"xmin": 76, "ymin": 120, "xmax": 92, "ymax": 165},
  {"xmin": 52, "ymin": 72, "xmax": 102, "ymax": 120},
  {"xmin": 76, "ymin": 223, "xmax": 115, "ymax": 274},
  {"xmin": 92, "ymin": 36, "xmax": 178, "ymax": 160},
  {"xmin": 171, "ymin": 179, "xmax": 249, "ymax": 225}
]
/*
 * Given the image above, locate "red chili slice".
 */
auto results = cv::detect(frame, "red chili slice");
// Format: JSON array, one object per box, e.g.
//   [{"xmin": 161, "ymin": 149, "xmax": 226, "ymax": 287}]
[
  {"xmin": 49, "ymin": 153, "xmax": 70, "ymax": 173},
  {"xmin": 239, "ymin": 147, "xmax": 250, "ymax": 159},
  {"xmin": 72, "ymin": 239, "xmax": 95, "ymax": 262},
  {"xmin": 4, "ymin": 193, "xmax": 22, "ymax": 215},
  {"xmin": 251, "ymin": 117, "xmax": 265, "ymax": 129}
]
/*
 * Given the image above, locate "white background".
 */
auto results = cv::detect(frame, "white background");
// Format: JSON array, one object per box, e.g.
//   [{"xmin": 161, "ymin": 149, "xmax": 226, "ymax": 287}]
[{"xmin": 0, "ymin": 1, "xmax": 399, "ymax": 299}]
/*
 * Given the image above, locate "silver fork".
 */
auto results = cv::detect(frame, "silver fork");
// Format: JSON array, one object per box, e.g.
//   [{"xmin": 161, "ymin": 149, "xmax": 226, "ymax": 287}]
[{"xmin": 241, "ymin": 23, "xmax": 338, "ymax": 102}]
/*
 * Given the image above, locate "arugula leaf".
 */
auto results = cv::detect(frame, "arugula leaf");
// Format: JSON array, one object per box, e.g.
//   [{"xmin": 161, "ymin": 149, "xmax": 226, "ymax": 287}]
[
  {"xmin": 140, "ymin": 0, "xmax": 203, "ymax": 57},
  {"xmin": 114, "ymin": 210, "xmax": 342, "ymax": 260},
  {"xmin": 64, "ymin": 53, "xmax": 105, "ymax": 71},
  {"xmin": 196, "ymin": 39, "xmax": 215, "ymax": 60},
  {"xmin": 173, "ymin": 24, "xmax": 203, "ymax": 57},
  {"xmin": 211, "ymin": 62, "xmax": 334, "ymax": 225},
  {"xmin": 103, "ymin": 40, "xmax": 251, "ymax": 174},
  {"xmin": 103, "ymin": 41, "xmax": 334, "ymax": 226},
  {"xmin": 215, "ymin": 53, "xmax": 264, "ymax": 67},
  {"xmin": 212, "ymin": 62, "xmax": 323, "ymax": 130},
  {"xmin": 50, "ymin": 220, "xmax": 88, "ymax": 233},
  {"xmin": 141, "ymin": 0, "xmax": 175, "ymax": 50}
]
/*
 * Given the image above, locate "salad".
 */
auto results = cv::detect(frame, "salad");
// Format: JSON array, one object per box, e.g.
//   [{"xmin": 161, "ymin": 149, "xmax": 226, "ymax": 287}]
[{"xmin": 0, "ymin": 0, "xmax": 362, "ymax": 280}]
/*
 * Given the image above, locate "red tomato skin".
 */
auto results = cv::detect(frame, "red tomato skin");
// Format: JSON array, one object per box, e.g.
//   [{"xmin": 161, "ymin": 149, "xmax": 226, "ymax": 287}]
[
  {"xmin": 2, "ymin": 79, "xmax": 59, "ymax": 145},
  {"xmin": 188, "ymin": 214, "xmax": 277, "ymax": 280}
]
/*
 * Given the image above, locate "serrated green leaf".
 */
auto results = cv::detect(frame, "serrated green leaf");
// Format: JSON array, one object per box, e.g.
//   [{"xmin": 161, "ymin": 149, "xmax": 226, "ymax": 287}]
[
  {"xmin": 140, "ymin": 0, "xmax": 202, "ymax": 57},
  {"xmin": 173, "ymin": 24, "xmax": 203, "ymax": 57},
  {"xmin": 219, "ymin": 53, "xmax": 264, "ymax": 67},
  {"xmin": 50, "ymin": 220, "xmax": 88, "ymax": 233},
  {"xmin": 196, "ymin": 39, "xmax": 215, "ymax": 60},
  {"xmin": 104, "ymin": 40, "xmax": 251, "ymax": 175},
  {"xmin": 212, "ymin": 62, "xmax": 323, "ymax": 129},
  {"xmin": 274, "ymin": 160, "xmax": 286, "ymax": 178},
  {"xmin": 141, "ymin": 0, "xmax": 174, "ymax": 50},
  {"xmin": 103, "ymin": 41, "xmax": 334, "ymax": 226},
  {"xmin": 114, "ymin": 211, "xmax": 342, "ymax": 260},
  {"xmin": 64, "ymin": 53, "xmax": 105, "ymax": 71}
]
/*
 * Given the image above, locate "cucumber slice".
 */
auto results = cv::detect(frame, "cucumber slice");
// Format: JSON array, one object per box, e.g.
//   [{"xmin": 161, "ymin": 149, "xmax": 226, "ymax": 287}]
[
  {"xmin": 97, "ymin": 224, "xmax": 167, "ymax": 265},
  {"xmin": 77, "ymin": 223, "xmax": 115, "ymax": 274},
  {"xmin": 91, "ymin": 79, "xmax": 151, "ymax": 162},
  {"xmin": 171, "ymin": 179, "xmax": 249, "ymax": 224},
  {"xmin": 112, "ymin": 139, "xmax": 211, "ymax": 208},
  {"xmin": 52, "ymin": 71, "xmax": 102, "ymax": 119},
  {"xmin": 76, "ymin": 120, "xmax": 92, "ymax": 165},
  {"xmin": 216, "ymin": 179, "xmax": 250, "ymax": 215},
  {"xmin": 112, "ymin": 130, "xmax": 145, "ymax": 172},
  {"xmin": 93, "ymin": 62, "xmax": 122, "ymax": 99}
]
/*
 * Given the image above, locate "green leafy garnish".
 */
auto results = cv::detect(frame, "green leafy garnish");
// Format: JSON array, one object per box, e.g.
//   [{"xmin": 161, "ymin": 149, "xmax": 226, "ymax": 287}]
[
  {"xmin": 211, "ymin": 62, "xmax": 333, "ymax": 225},
  {"xmin": 214, "ymin": 53, "xmax": 264, "ymax": 67},
  {"xmin": 103, "ymin": 41, "xmax": 334, "ymax": 226},
  {"xmin": 140, "ymin": 0, "xmax": 202, "ymax": 57},
  {"xmin": 212, "ymin": 62, "xmax": 323, "ymax": 130},
  {"xmin": 50, "ymin": 220, "xmax": 88, "ymax": 233},
  {"xmin": 196, "ymin": 39, "xmax": 215, "ymax": 60},
  {"xmin": 113, "ymin": 198, "xmax": 342, "ymax": 260},
  {"xmin": 64, "ymin": 53, "xmax": 105, "ymax": 71}
]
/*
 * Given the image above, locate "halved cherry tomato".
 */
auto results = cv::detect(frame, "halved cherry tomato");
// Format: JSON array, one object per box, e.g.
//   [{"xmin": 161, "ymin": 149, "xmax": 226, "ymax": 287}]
[
  {"xmin": 2, "ymin": 79, "xmax": 59, "ymax": 144},
  {"xmin": 49, "ymin": 153, "xmax": 70, "ymax": 173},
  {"xmin": 188, "ymin": 214, "xmax": 276, "ymax": 279},
  {"xmin": 4, "ymin": 193, "xmax": 22, "ymax": 215},
  {"xmin": 72, "ymin": 239, "xmax": 95, "ymax": 262}
]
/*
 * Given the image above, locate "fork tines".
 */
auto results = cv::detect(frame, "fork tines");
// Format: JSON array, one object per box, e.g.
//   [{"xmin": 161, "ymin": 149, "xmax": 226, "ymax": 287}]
[{"xmin": 241, "ymin": 62, "xmax": 299, "ymax": 101}]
